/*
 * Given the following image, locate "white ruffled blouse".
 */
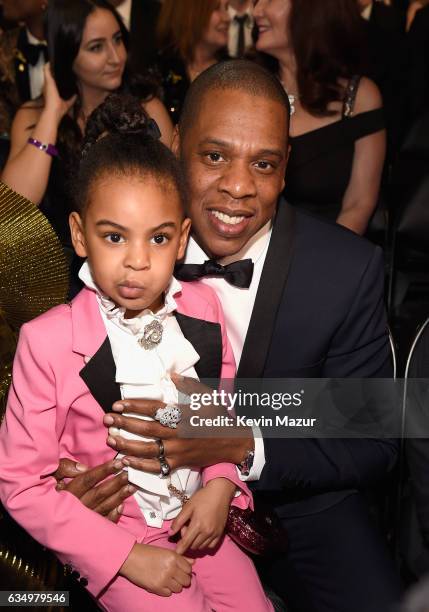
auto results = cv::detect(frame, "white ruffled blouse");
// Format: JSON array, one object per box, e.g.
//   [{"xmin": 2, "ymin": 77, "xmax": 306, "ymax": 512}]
[{"xmin": 79, "ymin": 262, "xmax": 202, "ymax": 527}]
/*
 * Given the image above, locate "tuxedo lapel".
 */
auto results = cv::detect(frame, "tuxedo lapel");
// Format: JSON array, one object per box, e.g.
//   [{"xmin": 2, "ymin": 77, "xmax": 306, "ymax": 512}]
[
  {"xmin": 237, "ymin": 201, "xmax": 296, "ymax": 379},
  {"xmin": 79, "ymin": 337, "xmax": 121, "ymax": 414},
  {"xmin": 14, "ymin": 28, "xmax": 31, "ymax": 102},
  {"xmin": 176, "ymin": 313, "xmax": 222, "ymax": 383},
  {"xmin": 80, "ymin": 314, "xmax": 222, "ymax": 411}
]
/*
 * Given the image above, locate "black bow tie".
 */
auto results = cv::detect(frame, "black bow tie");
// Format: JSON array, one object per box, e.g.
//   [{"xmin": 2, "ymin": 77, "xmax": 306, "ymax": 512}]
[
  {"xmin": 21, "ymin": 42, "xmax": 48, "ymax": 66},
  {"xmin": 234, "ymin": 13, "xmax": 250, "ymax": 25},
  {"xmin": 175, "ymin": 259, "xmax": 254, "ymax": 288}
]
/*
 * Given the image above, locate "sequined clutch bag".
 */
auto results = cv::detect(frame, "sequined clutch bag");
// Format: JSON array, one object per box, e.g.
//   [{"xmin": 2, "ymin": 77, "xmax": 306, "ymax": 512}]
[{"xmin": 226, "ymin": 504, "xmax": 288, "ymax": 556}]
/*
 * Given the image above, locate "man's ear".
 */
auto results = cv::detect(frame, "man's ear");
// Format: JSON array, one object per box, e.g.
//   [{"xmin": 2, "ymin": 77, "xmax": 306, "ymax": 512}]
[
  {"xmin": 177, "ymin": 217, "xmax": 192, "ymax": 261},
  {"xmin": 171, "ymin": 125, "xmax": 180, "ymax": 157},
  {"xmin": 69, "ymin": 212, "xmax": 88, "ymax": 258}
]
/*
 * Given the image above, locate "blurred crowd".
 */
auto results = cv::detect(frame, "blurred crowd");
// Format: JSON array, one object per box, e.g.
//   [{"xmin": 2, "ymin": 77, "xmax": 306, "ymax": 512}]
[
  {"xmin": 2, "ymin": 1, "xmax": 429, "ymax": 611},
  {"xmin": 1, "ymin": 0, "xmax": 429, "ymax": 247}
]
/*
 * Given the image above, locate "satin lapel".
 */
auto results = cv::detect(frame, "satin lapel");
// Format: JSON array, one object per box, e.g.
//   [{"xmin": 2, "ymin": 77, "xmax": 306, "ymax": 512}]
[
  {"xmin": 237, "ymin": 201, "xmax": 296, "ymax": 379},
  {"xmin": 15, "ymin": 28, "xmax": 31, "ymax": 102},
  {"xmin": 175, "ymin": 313, "xmax": 222, "ymax": 384},
  {"xmin": 79, "ymin": 337, "xmax": 121, "ymax": 414}
]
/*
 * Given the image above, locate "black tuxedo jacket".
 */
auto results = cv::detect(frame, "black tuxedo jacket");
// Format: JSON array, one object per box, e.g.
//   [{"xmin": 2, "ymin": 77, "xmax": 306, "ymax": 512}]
[
  {"xmin": 128, "ymin": 0, "xmax": 161, "ymax": 74},
  {"xmin": 79, "ymin": 312, "xmax": 223, "ymax": 411},
  {"xmin": 241, "ymin": 202, "xmax": 398, "ymax": 518}
]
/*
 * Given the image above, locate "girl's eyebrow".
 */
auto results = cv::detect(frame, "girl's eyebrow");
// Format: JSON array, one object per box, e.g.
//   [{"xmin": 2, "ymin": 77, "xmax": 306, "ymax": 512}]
[
  {"xmin": 95, "ymin": 220, "xmax": 127, "ymax": 231},
  {"xmin": 95, "ymin": 221, "xmax": 177, "ymax": 231},
  {"xmin": 150, "ymin": 222, "xmax": 177, "ymax": 231}
]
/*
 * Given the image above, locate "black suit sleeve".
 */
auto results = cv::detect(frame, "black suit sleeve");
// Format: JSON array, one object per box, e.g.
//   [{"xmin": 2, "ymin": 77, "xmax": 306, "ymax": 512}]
[{"xmin": 254, "ymin": 247, "xmax": 398, "ymax": 494}]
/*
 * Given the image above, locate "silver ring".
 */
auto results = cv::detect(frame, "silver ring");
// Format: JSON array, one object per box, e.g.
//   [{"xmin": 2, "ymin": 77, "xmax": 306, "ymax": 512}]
[
  {"xmin": 156, "ymin": 439, "xmax": 165, "ymax": 460},
  {"xmin": 159, "ymin": 459, "xmax": 171, "ymax": 478},
  {"xmin": 154, "ymin": 405, "xmax": 182, "ymax": 429}
]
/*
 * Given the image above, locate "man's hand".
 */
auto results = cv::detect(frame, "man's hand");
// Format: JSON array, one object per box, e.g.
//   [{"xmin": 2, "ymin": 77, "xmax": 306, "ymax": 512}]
[
  {"xmin": 103, "ymin": 375, "xmax": 254, "ymax": 473},
  {"xmin": 53, "ymin": 458, "xmax": 136, "ymax": 522}
]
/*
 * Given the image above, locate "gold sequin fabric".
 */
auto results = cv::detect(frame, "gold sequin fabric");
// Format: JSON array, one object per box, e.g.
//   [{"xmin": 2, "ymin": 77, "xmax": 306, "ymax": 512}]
[{"xmin": 0, "ymin": 182, "xmax": 69, "ymax": 414}]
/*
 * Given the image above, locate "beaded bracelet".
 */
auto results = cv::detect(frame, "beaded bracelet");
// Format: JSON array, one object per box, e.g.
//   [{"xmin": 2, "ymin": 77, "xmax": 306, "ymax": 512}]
[{"xmin": 27, "ymin": 137, "xmax": 58, "ymax": 157}]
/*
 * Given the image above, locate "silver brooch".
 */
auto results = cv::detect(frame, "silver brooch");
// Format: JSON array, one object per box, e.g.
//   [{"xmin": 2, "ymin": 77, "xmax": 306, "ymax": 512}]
[{"xmin": 139, "ymin": 319, "xmax": 163, "ymax": 350}]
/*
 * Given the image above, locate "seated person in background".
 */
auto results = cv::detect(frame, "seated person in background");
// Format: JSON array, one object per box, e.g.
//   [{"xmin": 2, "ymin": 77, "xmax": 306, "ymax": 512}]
[
  {"xmin": 0, "ymin": 0, "xmax": 48, "ymax": 139},
  {"xmin": 55, "ymin": 60, "xmax": 401, "ymax": 612},
  {"xmin": 254, "ymin": 0, "xmax": 386, "ymax": 236},
  {"xmin": 1, "ymin": 0, "xmax": 172, "ymax": 251},
  {"xmin": 0, "ymin": 0, "xmax": 48, "ymax": 169},
  {"xmin": 107, "ymin": 0, "xmax": 161, "ymax": 73},
  {"xmin": 0, "ymin": 94, "xmax": 273, "ymax": 612},
  {"xmin": 359, "ymin": 0, "xmax": 406, "ymax": 155},
  {"xmin": 228, "ymin": 0, "xmax": 255, "ymax": 59},
  {"xmin": 156, "ymin": 0, "xmax": 230, "ymax": 124}
]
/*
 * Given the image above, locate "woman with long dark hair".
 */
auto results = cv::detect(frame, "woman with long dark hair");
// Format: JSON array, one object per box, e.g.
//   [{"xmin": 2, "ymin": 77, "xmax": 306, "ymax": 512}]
[
  {"xmin": 1, "ymin": 0, "xmax": 173, "ymax": 245},
  {"xmin": 254, "ymin": 0, "xmax": 386, "ymax": 235},
  {"xmin": 156, "ymin": 0, "xmax": 230, "ymax": 124}
]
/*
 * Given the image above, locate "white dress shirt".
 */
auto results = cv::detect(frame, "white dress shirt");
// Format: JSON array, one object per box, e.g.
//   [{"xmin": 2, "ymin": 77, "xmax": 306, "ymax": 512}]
[
  {"xmin": 228, "ymin": 5, "xmax": 254, "ymax": 58},
  {"xmin": 184, "ymin": 222, "xmax": 272, "ymax": 481},
  {"xmin": 115, "ymin": 0, "xmax": 132, "ymax": 30},
  {"xmin": 79, "ymin": 262, "xmax": 202, "ymax": 527},
  {"xmin": 26, "ymin": 29, "xmax": 47, "ymax": 100}
]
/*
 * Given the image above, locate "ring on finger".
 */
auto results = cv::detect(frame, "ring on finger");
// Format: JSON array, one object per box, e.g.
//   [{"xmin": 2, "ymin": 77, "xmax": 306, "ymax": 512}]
[
  {"xmin": 156, "ymin": 439, "xmax": 165, "ymax": 461},
  {"xmin": 154, "ymin": 404, "xmax": 182, "ymax": 429},
  {"xmin": 159, "ymin": 459, "xmax": 171, "ymax": 478}
]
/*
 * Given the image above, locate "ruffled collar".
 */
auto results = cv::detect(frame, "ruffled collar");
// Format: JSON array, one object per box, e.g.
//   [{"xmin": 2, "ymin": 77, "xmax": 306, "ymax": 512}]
[{"xmin": 78, "ymin": 261, "xmax": 182, "ymax": 336}]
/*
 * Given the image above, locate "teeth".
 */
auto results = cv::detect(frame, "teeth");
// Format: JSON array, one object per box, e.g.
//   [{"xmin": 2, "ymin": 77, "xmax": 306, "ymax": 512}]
[{"xmin": 211, "ymin": 211, "xmax": 245, "ymax": 225}]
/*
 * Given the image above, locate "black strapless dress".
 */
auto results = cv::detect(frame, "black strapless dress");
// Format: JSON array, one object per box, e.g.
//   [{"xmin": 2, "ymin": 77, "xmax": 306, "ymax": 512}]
[
  {"xmin": 284, "ymin": 76, "xmax": 385, "ymax": 222},
  {"xmin": 285, "ymin": 109, "xmax": 385, "ymax": 221}
]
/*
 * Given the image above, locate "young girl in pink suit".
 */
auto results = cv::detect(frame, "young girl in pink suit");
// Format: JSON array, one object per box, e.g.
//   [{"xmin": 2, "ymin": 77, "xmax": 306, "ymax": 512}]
[{"xmin": 0, "ymin": 96, "xmax": 273, "ymax": 612}]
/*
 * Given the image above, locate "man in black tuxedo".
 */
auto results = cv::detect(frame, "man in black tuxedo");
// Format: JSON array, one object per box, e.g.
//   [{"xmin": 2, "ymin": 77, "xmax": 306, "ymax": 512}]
[
  {"xmin": 0, "ymin": 0, "xmax": 47, "ymax": 167},
  {"xmin": 55, "ymin": 61, "xmax": 401, "ymax": 612},
  {"xmin": 108, "ymin": 0, "xmax": 161, "ymax": 73},
  {"xmin": 0, "ymin": 0, "xmax": 48, "ymax": 112}
]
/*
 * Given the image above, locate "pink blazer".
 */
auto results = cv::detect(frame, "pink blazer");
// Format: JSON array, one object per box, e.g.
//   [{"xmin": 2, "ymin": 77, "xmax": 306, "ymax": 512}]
[{"xmin": 0, "ymin": 282, "xmax": 251, "ymax": 598}]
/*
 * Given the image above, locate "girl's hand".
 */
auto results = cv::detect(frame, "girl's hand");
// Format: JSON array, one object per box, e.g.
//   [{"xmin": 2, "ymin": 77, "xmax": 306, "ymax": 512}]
[
  {"xmin": 119, "ymin": 543, "xmax": 194, "ymax": 596},
  {"xmin": 170, "ymin": 478, "xmax": 236, "ymax": 555},
  {"xmin": 42, "ymin": 63, "xmax": 77, "ymax": 121}
]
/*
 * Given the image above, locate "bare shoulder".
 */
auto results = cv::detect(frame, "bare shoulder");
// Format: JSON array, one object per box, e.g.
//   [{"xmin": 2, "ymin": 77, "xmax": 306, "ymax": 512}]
[
  {"xmin": 142, "ymin": 97, "xmax": 173, "ymax": 146},
  {"xmin": 354, "ymin": 77, "xmax": 383, "ymax": 114},
  {"xmin": 143, "ymin": 96, "xmax": 164, "ymax": 114}
]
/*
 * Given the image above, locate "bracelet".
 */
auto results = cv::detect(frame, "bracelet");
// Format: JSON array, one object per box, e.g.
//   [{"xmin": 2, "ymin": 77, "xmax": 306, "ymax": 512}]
[{"xmin": 27, "ymin": 138, "xmax": 58, "ymax": 157}]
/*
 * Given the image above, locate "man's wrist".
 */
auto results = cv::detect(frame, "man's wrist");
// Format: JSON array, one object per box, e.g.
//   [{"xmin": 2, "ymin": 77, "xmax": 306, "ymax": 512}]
[{"xmin": 233, "ymin": 430, "xmax": 255, "ymax": 465}]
